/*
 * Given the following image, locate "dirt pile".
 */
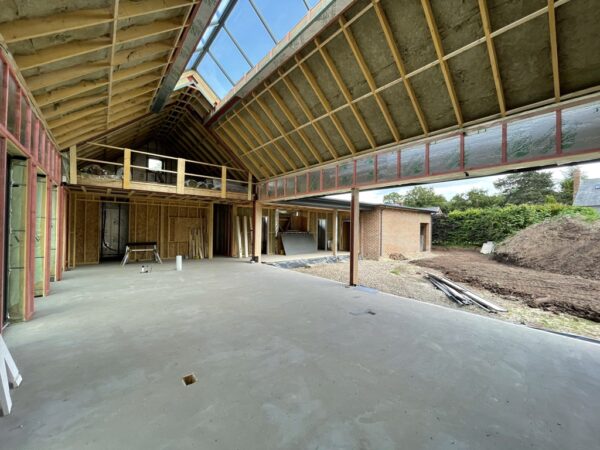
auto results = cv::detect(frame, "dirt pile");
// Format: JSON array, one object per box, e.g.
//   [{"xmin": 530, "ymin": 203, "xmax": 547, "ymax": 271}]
[{"xmin": 494, "ymin": 217, "xmax": 600, "ymax": 280}]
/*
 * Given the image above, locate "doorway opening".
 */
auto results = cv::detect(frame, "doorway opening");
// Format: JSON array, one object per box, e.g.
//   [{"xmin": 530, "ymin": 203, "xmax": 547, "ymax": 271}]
[
  {"xmin": 213, "ymin": 204, "xmax": 232, "ymax": 256},
  {"xmin": 100, "ymin": 202, "xmax": 129, "ymax": 261},
  {"xmin": 340, "ymin": 220, "xmax": 351, "ymax": 251},
  {"xmin": 34, "ymin": 175, "xmax": 47, "ymax": 297},
  {"xmin": 420, "ymin": 223, "xmax": 429, "ymax": 251},
  {"xmin": 317, "ymin": 218, "xmax": 327, "ymax": 250},
  {"xmin": 5, "ymin": 157, "xmax": 27, "ymax": 321}
]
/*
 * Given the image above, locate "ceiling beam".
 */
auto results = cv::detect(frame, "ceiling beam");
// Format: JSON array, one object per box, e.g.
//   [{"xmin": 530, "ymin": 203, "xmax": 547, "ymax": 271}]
[
  {"xmin": 219, "ymin": 125, "xmax": 265, "ymax": 179},
  {"xmin": 232, "ymin": 114, "xmax": 287, "ymax": 174},
  {"xmin": 295, "ymin": 57, "xmax": 356, "ymax": 154},
  {"xmin": 119, "ymin": 0, "xmax": 196, "ymax": 19},
  {"xmin": 113, "ymin": 41, "xmax": 173, "ymax": 66},
  {"xmin": 547, "ymin": 0, "xmax": 561, "ymax": 101},
  {"xmin": 420, "ymin": 0, "xmax": 464, "ymax": 126},
  {"xmin": 478, "ymin": 0, "xmax": 506, "ymax": 115},
  {"xmin": 242, "ymin": 103, "xmax": 298, "ymax": 171},
  {"xmin": 14, "ymin": 39, "xmax": 112, "ymax": 71},
  {"xmin": 36, "ymin": 79, "xmax": 108, "ymax": 107},
  {"xmin": 0, "ymin": 9, "xmax": 112, "ymax": 43},
  {"xmin": 116, "ymin": 20, "xmax": 183, "ymax": 45},
  {"xmin": 373, "ymin": 0, "xmax": 429, "ymax": 135},
  {"xmin": 228, "ymin": 119, "xmax": 278, "ymax": 177},
  {"xmin": 106, "ymin": 0, "xmax": 120, "ymax": 127},
  {"xmin": 315, "ymin": 37, "xmax": 377, "ymax": 149},
  {"xmin": 254, "ymin": 93, "xmax": 310, "ymax": 167},
  {"xmin": 26, "ymin": 62, "xmax": 108, "ymax": 92},
  {"xmin": 279, "ymin": 71, "xmax": 338, "ymax": 159},
  {"xmin": 266, "ymin": 84, "xmax": 324, "ymax": 164},
  {"xmin": 339, "ymin": 16, "xmax": 400, "ymax": 143}
]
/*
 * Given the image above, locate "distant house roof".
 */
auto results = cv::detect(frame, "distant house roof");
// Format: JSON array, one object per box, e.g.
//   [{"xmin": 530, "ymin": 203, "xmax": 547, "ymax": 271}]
[
  {"xmin": 280, "ymin": 197, "xmax": 435, "ymax": 214},
  {"xmin": 574, "ymin": 178, "xmax": 600, "ymax": 207}
]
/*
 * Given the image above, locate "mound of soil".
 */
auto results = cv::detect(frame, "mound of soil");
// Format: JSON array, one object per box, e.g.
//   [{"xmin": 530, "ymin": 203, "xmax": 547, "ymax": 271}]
[{"xmin": 494, "ymin": 217, "xmax": 600, "ymax": 280}]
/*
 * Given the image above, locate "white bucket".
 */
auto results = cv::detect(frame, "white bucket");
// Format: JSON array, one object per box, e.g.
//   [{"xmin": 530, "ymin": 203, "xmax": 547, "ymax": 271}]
[{"xmin": 176, "ymin": 255, "xmax": 183, "ymax": 271}]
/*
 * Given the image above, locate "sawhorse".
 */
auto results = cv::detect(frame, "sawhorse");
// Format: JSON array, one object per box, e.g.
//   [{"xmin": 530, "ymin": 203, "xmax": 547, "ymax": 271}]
[
  {"xmin": 121, "ymin": 242, "xmax": 163, "ymax": 266},
  {"xmin": 0, "ymin": 335, "xmax": 22, "ymax": 416}
]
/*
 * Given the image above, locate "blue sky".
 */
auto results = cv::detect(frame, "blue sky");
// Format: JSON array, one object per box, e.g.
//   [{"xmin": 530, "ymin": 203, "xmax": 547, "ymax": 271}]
[
  {"xmin": 191, "ymin": 0, "xmax": 320, "ymax": 98},
  {"xmin": 328, "ymin": 161, "xmax": 600, "ymax": 204}
]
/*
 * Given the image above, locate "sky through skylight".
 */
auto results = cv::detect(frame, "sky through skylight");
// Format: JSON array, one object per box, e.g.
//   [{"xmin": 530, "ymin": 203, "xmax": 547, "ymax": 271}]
[{"xmin": 186, "ymin": 0, "xmax": 321, "ymax": 99}]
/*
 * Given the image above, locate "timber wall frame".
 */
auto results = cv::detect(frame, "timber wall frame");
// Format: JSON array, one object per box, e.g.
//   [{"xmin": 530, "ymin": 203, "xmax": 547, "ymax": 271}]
[
  {"xmin": 65, "ymin": 192, "xmax": 228, "ymax": 268},
  {"xmin": 258, "ymin": 94, "xmax": 600, "ymax": 201},
  {"xmin": 0, "ymin": 48, "xmax": 64, "ymax": 331}
]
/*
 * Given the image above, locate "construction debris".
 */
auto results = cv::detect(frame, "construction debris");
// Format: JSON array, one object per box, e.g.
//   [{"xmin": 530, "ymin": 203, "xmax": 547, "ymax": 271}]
[
  {"xmin": 425, "ymin": 273, "xmax": 507, "ymax": 313},
  {"xmin": 480, "ymin": 241, "xmax": 495, "ymax": 254}
]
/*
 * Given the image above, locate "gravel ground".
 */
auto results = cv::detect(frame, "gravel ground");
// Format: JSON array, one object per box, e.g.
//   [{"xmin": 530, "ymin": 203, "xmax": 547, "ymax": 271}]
[{"xmin": 294, "ymin": 253, "xmax": 600, "ymax": 340}]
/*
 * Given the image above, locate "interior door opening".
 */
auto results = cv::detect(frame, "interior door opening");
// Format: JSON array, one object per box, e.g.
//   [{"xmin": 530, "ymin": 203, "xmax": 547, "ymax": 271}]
[
  {"xmin": 213, "ymin": 204, "xmax": 232, "ymax": 256},
  {"xmin": 420, "ymin": 223, "xmax": 429, "ymax": 251},
  {"xmin": 317, "ymin": 218, "xmax": 327, "ymax": 251},
  {"xmin": 100, "ymin": 202, "xmax": 129, "ymax": 261}
]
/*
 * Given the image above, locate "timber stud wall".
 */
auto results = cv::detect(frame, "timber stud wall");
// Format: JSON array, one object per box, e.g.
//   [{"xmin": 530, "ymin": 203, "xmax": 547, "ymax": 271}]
[
  {"xmin": 66, "ymin": 193, "xmax": 214, "ymax": 267},
  {"xmin": 0, "ymin": 49, "xmax": 63, "ymax": 330}
]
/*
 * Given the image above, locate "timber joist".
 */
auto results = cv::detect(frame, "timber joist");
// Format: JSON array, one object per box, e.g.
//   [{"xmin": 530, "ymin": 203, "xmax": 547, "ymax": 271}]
[
  {"xmin": 0, "ymin": 0, "xmax": 198, "ymax": 150},
  {"xmin": 211, "ymin": 0, "xmax": 597, "ymax": 183}
]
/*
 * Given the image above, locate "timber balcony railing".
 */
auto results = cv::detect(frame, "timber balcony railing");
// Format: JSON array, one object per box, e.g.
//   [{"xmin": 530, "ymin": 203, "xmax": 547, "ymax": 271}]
[{"xmin": 68, "ymin": 143, "xmax": 253, "ymax": 201}]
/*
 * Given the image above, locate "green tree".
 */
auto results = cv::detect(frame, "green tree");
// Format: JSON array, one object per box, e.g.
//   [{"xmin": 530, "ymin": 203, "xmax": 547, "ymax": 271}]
[
  {"xmin": 383, "ymin": 192, "xmax": 403, "ymax": 205},
  {"xmin": 556, "ymin": 166, "xmax": 583, "ymax": 205},
  {"xmin": 400, "ymin": 186, "xmax": 447, "ymax": 209},
  {"xmin": 493, "ymin": 171, "xmax": 556, "ymax": 205},
  {"xmin": 447, "ymin": 188, "xmax": 505, "ymax": 211},
  {"xmin": 383, "ymin": 187, "xmax": 447, "ymax": 209}
]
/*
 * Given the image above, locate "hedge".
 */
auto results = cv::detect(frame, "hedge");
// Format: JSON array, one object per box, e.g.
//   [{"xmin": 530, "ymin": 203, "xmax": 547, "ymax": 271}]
[{"xmin": 432, "ymin": 204, "xmax": 599, "ymax": 246}]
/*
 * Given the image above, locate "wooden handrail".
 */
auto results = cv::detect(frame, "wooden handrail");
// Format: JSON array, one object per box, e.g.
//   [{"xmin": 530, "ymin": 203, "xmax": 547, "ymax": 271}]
[
  {"xmin": 70, "ymin": 144, "xmax": 254, "ymax": 201},
  {"xmin": 130, "ymin": 164, "xmax": 178, "ymax": 174},
  {"xmin": 77, "ymin": 157, "xmax": 123, "ymax": 166},
  {"xmin": 87, "ymin": 141, "xmax": 246, "ymax": 172}
]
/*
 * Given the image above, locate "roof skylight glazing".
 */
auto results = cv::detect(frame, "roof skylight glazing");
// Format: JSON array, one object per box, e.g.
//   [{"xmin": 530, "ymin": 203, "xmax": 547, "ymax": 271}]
[{"xmin": 187, "ymin": 0, "xmax": 321, "ymax": 99}]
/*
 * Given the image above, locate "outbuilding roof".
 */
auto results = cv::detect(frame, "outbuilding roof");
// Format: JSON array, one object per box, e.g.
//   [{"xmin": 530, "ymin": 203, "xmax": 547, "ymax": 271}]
[{"xmin": 574, "ymin": 178, "xmax": 600, "ymax": 207}]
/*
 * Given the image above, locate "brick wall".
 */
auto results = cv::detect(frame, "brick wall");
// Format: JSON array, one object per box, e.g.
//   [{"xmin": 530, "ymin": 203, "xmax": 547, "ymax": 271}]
[
  {"xmin": 381, "ymin": 209, "xmax": 432, "ymax": 257},
  {"xmin": 360, "ymin": 209, "xmax": 381, "ymax": 260}
]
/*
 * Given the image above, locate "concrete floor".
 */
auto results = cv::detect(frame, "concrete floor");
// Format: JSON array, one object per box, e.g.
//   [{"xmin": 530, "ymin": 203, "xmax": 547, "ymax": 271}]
[{"xmin": 1, "ymin": 259, "xmax": 599, "ymax": 450}]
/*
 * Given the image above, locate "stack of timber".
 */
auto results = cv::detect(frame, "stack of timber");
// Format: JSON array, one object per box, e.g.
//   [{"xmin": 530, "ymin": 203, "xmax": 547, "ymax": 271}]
[
  {"xmin": 234, "ymin": 215, "xmax": 249, "ymax": 258},
  {"xmin": 189, "ymin": 227, "xmax": 206, "ymax": 259},
  {"xmin": 426, "ymin": 273, "xmax": 507, "ymax": 313}
]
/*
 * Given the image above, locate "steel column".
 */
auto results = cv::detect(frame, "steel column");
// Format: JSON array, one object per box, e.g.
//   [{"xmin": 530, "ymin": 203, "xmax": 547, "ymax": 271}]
[{"xmin": 349, "ymin": 188, "xmax": 359, "ymax": 286}]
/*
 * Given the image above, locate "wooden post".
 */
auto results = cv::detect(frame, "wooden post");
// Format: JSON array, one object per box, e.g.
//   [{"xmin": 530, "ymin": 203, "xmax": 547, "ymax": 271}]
[
  {"xmin": 243, "ymin": 216, "xmax": 249, "ymax": 258},
  {"xmin": 349, "ymin": 188, "xmax": 359, "ymax": 286},
  {"xmin": 235, "ymin": 216, "xmax": 243, "ymax": 259},
  {"xmin": 44, "ymin": 181, "xmax": 52, "ymax": 296},
  {"xmin": 25, "ymin": 160, "xmax": 37, "ymax": 319},
  {"xmin": 252, "ymin": 201, "xmax": 262, "ymax": 263},
  {"xmin": 176, "ymin": 158, "xmax": 185, "ymax": 194},
  {"xmin": 221, "ymin": 166, "xmax": 227, "ymax": 198},
  {"xmin": 0, "ymin": 139, "xmax": 6, "ymax": 330},
  {"xmin": 123, "ymin": 149, "xmax": 131, "ymax": 189},
  {"xmin": 231, "ymin": 205, "xmax": 237, "ymax": 257},
  {"xmin": 69, "ymin": 145, "xmax": 77, "ymax": 184},
  {"xmin": 247, "ymin": 172, "xmax": 253, "ymax": 201},
  {"xmin": 207, "ymin": 202, "xmax": 214, "ymax": 260},
  {"xmin": 332, "ymin": 209, "xmax": 338, "ymax": 257}
]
